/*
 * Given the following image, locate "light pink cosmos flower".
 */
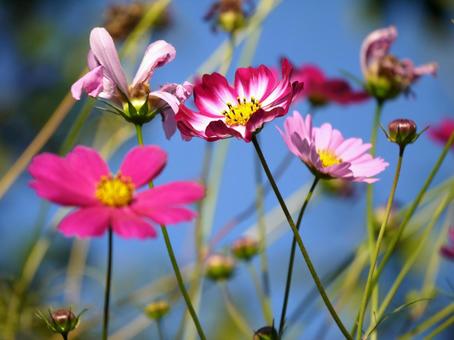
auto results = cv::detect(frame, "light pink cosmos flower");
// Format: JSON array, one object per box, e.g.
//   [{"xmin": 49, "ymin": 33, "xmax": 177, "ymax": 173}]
[
  {"xmin": 361, "ymin": 26, "xmax": 437, "ymax": 100},
  {"xmin": 29, "ymin": 146, "xmax": 204, "ymax": 239},
  {"xmin": 279, "ymin": 111, "xmax": 389, "ymax": 183},
  {"xmin": 175, "ymin": 59, "xmax": 303, "ymax": 142},
  {"xmin": 440, "ymin": 228, "xmax": 454, "ymax": 260},
  {"xmin": 71, "ymin": 27, "xmax": 192, "ymax": 138},
  {"xmin": 429, "ymin": 118, "xmax": 454, "ymax": 149}
]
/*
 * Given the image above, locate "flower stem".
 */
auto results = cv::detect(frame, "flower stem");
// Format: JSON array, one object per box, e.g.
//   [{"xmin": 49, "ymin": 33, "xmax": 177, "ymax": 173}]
[
  {"xmin": 251, "ymin": 136, "xmax": 351, "ymax": 339},
  {"xmin": 134, "ymin": 124, "xmax": 207, "ymax": 340},
  {"xmin": 278, "ymin": 176, "xmax": 319, "ymax": 336},
  {"xmin": 400, "ymin": 303, "xmax": 454, "ymax": 338},
  {"xmin": 157, "ymin": 319, "xmax": 165, "ymax": 340},
  {"xmin": 102, "ymin": 228, "xmax": 113, "ymax": 340},
  {"xmin": 356, "ymin": 145, "xmax": 404, "ymax": 339}
]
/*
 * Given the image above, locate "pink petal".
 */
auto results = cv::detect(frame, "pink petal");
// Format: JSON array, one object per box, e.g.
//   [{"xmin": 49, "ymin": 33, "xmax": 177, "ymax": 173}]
[
  {"xmin": 111, "ymin": 207, "xmax": 157, "ymax": 239},
  {"xmin": 132, "ymin": 40, "xmax": 176, "ymax": 87},
  {"xmin": 360, "ymin": 26, "xmax": 397, "ymax": 75},
  {"xmin": 59, "ymin": 207, "xmax": 110, "ymax": 238},
  {"xmin": 413, "ymin": 62, "xmax": 438, "ymax": 77},
  {"xmin": 67, "ymin": 146, "xmax": 110, "ymax": 183},
  {"xmin": 89, "ymin": 27, "xmax": 128, "ymax": 95},
  {"xmin": 71, "ymin": 66, "xmax": 104, "ymax": 100},
  {"xmin": 119, "ymin": 146, "xmax": 167, "ymax": 187},
  {"xmin": 149, "ymin": 90, "xmax": 180, "ymax": 114}
]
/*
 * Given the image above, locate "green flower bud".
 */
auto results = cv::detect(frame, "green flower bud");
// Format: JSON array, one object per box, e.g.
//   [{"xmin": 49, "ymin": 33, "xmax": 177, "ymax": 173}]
[
  {"xmin": 253, "ymin": 325, "xmax": 279, "ymax": 340},
  {"xmin": 219, "ymin": 10, "xmax": 246, "ymax": 33},
  {"xmin": 387, "ymin": 119, "xmax": 418, "ymax": 147},
  {"xmin": 231, "ymin": 236, "xmax": 260, "ymax": 261},
  {"xmin": 36, "ymin": 307, "xmax": 85, "ymax": 338},
  {"xmin": 205, "ymin": 254, "xmax": 235, "ymax": 281},
  {"xmin": 144, "ymin": 300, "xmax": 170, "ymax": 320}
]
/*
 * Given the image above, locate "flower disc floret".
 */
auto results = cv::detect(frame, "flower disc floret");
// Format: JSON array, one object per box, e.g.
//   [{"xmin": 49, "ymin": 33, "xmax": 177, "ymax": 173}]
[{"xmin": 95, "ymin": 174, "xmax": 134, "ymax": 207}]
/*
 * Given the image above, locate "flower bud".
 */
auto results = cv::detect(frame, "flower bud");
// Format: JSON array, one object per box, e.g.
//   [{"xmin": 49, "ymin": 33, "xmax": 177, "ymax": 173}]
[
  {"xmin": 205, "ymin": 254, "xmax": 235, "ymax": 281},
  {"xmin": 231, "ymin": 236, "xmax": 260, "ymax": 261},
  {"xmin": 144, "ymin": 300, "xmax": 170, "ymax": 320},
  {"xmin": 218, "ymin": 10, "xmax": 246, "ymax": 33},
  {"xmin": 36, "ymin": 307, "xmax": 85, "ymax": 337},
  {"xmin": 387, "ymin": 119, "xmax": 418, "ymax": 147},
  {"xmin": 373, "ymin": 204, "xmax": 401, "ymax": 236},
  {"xmin": 253, "ymin": 325, "xmax": 279, "ymax": 340},
  {"xmin": 204, "ymin": 0, "xmax": 251, "ymax": 34}
]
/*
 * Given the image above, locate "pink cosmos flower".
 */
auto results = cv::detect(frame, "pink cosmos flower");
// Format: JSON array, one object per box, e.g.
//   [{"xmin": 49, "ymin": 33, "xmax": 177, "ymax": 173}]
[
  {"xmin": 428, "ymin": 118, "xmax": 454, "ymax": 148},
  {"xmin": 440, "ymin": 228, "xmax": 454, "ymax": 260},
  {"xmin": 289, "ymin": 63, "xmax": 369, "ymax": 107},
  {"xmin": 279, "ymin": 111, "xmax": 389, "ymax": 183},
  {"xmin": 29, "ymin": 145, "xmax": 204, "ymax": 239},
  {"xmin": 71, "ymin": 27, "xmax": 192, "ymax": 138},
  {"xmin": 175, "ymin": 59, "xmax": 303, "ymax": 142},
  {"xmin": 361, "ymin": 26, "xmax": 437, "ymax": 101}
]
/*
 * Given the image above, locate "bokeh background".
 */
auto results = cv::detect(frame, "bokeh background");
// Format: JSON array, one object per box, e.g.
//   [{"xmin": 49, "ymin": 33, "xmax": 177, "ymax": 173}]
[{"xmin": 1, "ymin": 0, "xmax": 454, "ymax": 339}]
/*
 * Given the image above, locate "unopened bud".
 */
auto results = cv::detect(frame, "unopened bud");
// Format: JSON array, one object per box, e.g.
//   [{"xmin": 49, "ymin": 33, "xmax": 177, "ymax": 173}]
[
  {"xmin": 144, "ymin": 300, "xmax": 170, "ymax": 320},
  {"xmin": 205, "ymin": 254, "xmax": 235, "ymax": 281},
  {"xmin": 36, "ymin": 307, "xmax": 85, "ymax": 337},
  {"xmin": 253, "ymin": 325, "xmax": 279, "ymax": 340},
  {"xmin": 231, "ymin": 236, "xmax": 260, "ymax": 261},
  {"xmin": 387, "ymin": 119, "xmax": 418, "ymax": 147}
]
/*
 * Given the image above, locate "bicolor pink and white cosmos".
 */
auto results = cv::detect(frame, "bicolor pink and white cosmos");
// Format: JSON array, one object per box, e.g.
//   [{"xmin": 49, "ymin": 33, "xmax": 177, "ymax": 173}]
[
  {"xmin": 29, "ymin": 146, "xmax": 204, "ymax": 239},
  {"xmin": 176, "ymin": 59, "xmax": 303, "ymax": 142},
  {"xmin": 71, "ymin": 27, "xmax": 192, "ymax": 138},
  {"xmin": 279, "ymin": 111, "xmax": 389, "ymax": 183}
]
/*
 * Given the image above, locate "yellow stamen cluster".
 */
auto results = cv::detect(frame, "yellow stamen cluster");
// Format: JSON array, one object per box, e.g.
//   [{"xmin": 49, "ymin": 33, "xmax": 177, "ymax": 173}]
[
  {"xmin": 95, "ymin": 174, "xmax": 134, "ymax": 207},
  {"xmin": 317, "ymin": 149, "xmax": 342, "ymax": 168},
  {"xmin": 223, "ymin": 97, "xmax": 261, "ymax": 126}
]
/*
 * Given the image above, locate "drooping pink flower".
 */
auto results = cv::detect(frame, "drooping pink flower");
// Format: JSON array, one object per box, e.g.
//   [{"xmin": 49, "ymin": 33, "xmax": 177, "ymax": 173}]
[
  {"xmin": 175, "ymin": 59, "xmax": 303, "ymax": 142},
  {"xmin": 289, "ymin": 63, "xmax": 369, "ymax": 107},
  {"xmin": 278, "ymin": 111, "xmax": 389, "ymax": 183},
  {"xmin": 71, "ymin": 27, "xmax": 192, "ymax": 138},
  {"xmin": 29, "ymin": 146, "xmax": 204, "ymax": 239},
  {"xmin": 361, "ymin": 26, "xmax": 437, "ymax": 101},
  {"xmin": 428, "ymin": 118, "xmax": 454, "ymax": 148},
  {"xmin": 440, "ymin": 228, "xmax": 454, "ymax": 260}
]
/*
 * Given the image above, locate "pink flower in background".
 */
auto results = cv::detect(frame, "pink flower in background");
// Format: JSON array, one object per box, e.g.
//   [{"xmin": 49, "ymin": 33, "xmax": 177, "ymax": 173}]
[
  {"xmin": 175, "ymin": 59, "xmax": 303, "ymax": 142},
  {"xmin": 279, "ymin": 111, "xmax": 388, "ymax": 182},
  {"xmin": 289, "ymin": 63, "xmax": 369, "ymax": 107},
  {"xmin": 71, "ymin": 27, "xmax": 192, "ymax": 138},
  {"xmin": 440, "ymin": 228, "xmax": 454, "ymax": 260},
  {"xmin": 428, "ymin": 118, "xmax": 454, "ymax": 148},
  {"xmin": 361, "ymin": 26, "xmax": 437, "ymax": 101},
  {"xmin": 29, "ymin": 146, "xmax": 204, "ymax": 239}
]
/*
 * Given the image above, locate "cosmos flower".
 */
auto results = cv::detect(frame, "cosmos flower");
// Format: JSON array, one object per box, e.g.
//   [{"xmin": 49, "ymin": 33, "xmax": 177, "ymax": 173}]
[
  {"xmin": 428, "ymin": 118, "xmax": 454, "ymax": 148},
  {"xmin": 278, "ymin": 111, "xmax": 388, "ymax": 183},
  {"xmin": 440, "ymin": 228, "xmax": 454, "ymax": 260},
  {"xmin": 176, "ymin": 59, "xmax": 303, "ymax": 142},
  {"xmin": 361, "ymin": 26, "xmax": 437, "ymax": 101},
  {"xmin": 71, "ymin": 27, "xmax": 192, "ymax": 138},
  {"xmin": 289, "ymin": 63, "xmax": 369, "ymax": 107},
  {"xmin": 29, "ymin": 145, "xmax": 204, "ymax": 239}
]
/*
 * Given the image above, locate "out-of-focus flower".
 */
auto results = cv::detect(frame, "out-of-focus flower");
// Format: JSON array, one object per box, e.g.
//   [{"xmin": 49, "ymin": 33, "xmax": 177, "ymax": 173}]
[
  {"xmin": 144, "ymin": 300, "xmax": 171, "ymax": 320},
  {"xmin": 205, "ymin": 254, "xmax": 235, "ymax": 281},
  {"xmin": 320, "ymin": 178, "xmax": 356, "ymax": 198},
  {"xmin": 71, "ymin": 27, "xmax": 192, "ymax": 138},
  {"xmin": 361, "ymin": 26, "xmax": 437, "ymax": 101},
  {"xmin": 373, "ymin": 203, "xmax": 401, "ymax": 236},
  {"xmin": 231, "ymin": 236, "xmax": 259, "ymax": 261},
  {"xmin": 440, "ymin": 228, "xmax": 454, "ymax": 260},
  {"xmin": 278, "ymin": 111, "xmax": 388, "ymax": 182},
  {"xmin": 29, "ymin": 145, "xmax": 204, "ymax": 239},
  {"xmin": 36, "ymin": 308, "xmax": 85, "ymax": 338},
  {"xmin": 429, "ymin": 118, "xmax": 454, "ymax": 148},
  {"xmin": 204, "ymin": 0, "xmax": 254, "ymax": 34},
  {"xmin": 385, "ymin": 118, "xmax": 424, "ymax": 148},
  {"xmin": 176, "ymin": 59, "xmax": 303, "ymax": 142},
  {"xmin": 289, "ymin": 63, "xmax": 369, "ymax": 107}
]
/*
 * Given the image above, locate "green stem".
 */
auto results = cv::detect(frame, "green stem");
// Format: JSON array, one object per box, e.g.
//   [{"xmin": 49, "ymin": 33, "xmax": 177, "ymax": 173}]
[
  {"xmin": 220, "ymin": 282, "xmax": 252, "ymax": 337},
  {"xmin": 135, "ymin": 124, "xmax": 207, "ymax": 340},
  {"xmin": 157, "ymin": 319, "xmax": 165, "ymax": 340},
  {"xmin": 423, "ymin": 314, "xmax": 454, "ymax": 339},
  {"xmin": 356, "ymin": 146, "xmax": 404, "ymax": 339},
  {"xmin": 278, "ymin": 176, "xmax": 319, "ymax": 336},
  {"xmin": 251, "ymin": 136, "xmax": 351, "ymax": 339},
  {"xmin": 400, "ymin": 303, "xmax": 454, "ymax": 338},
  {"xmin": 102, "ymin": 228, "xmax": 113, "ymax": 340},
  {"xmin": 246, "ymin": 263, "xmax": 273, "ymax": 324}
]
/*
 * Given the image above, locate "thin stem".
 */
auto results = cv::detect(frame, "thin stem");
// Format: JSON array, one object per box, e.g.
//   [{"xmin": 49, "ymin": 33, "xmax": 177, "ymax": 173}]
[
  {"xmin": 423, "ymin": 314, "xmax": 454, "ymax": 339},
  {"xmin": 134, "ymin": 124, "xmax": 207, "ymax": 340},
  {"xmin": 278, "ymin": 176, "xmax": 319, "ymax": 336},
  {"xmin": 251, "ymin": 136, "xmax": 352, "ymax": 340},
  {"xmin": 157, "ymin": 319, "xmax": 165, "ymax": 340},
  {"xmin": 400, "ymin": 303, "xmax": 454, "ymax": 338},
  {"xmin": 246, "ymin": 263, "xmax": 273, "ymax": 324},
  {"xmin": 102, "ymin": 228, "xmax": 113, "ymax": 340},
  {"xmin": 220, "ymin": 282, "xmax": 252, "ymax": 337},
  {"xmin": 356, "ymin": 146, "xmax": 404, "ymax": 339}
]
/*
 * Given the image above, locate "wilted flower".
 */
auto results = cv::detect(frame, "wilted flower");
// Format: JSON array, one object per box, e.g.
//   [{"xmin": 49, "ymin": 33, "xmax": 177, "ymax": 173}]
[
  {"xmin": 204, "ymin": 0, "xmax": 254, "ymax": 34},
  {"xmin": 429, "ymin": 118, "xmax": 454, "ymax": 148},
  {"xmin": 71, "ymin": 27, "xmax": 192, "ymax": 138},
  {"xmin": 279, "ymin": 111, "xmax": 389, "ymax": 182},
  {"xmin": 144, "ymin": 300, "xmax": 171, "ymax": 320},
  {"xmin": 36, "ymin": 308, "xmax": 85, "ymax": 338},
  {"xmin": 288, "ymin": 62, "xmax": 369, "ymax": 107},
  {"xmin": 231, "ymin": 236, "xmax": 259, "ymax": 261},
  {"xmin": 176, "ymin": 59, "xmax": 303, "ymax": 142},
  {"xmin": 29, "ymin": 145, "xmax": 204, "ymax": 239},
  {"xmin": 440, "ymin": 228, "xmax": 454, "ymax": 260},
  {"xmin": 361, "ymin": 26, "xmax": 437, "ymax": 101},
  {"xmin": 205, "ymin": 254, "xmax": 235, "ymax": 281}
]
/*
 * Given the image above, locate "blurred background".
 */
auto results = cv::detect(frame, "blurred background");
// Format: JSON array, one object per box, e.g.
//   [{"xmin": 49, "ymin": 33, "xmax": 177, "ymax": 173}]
[{"xmin": 1, "ymin": 0, "xmax": 454, "ymax": 339}]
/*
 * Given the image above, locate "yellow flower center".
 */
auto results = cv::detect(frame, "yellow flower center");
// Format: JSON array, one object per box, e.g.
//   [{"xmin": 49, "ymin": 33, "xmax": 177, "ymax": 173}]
[
  {"xmin": 95, "ymin": 174, "xmax": 135, "ymax": 207},
  {"xmin": 317, "ymin": 149, "xmax": 342, "ymax": 168},
  {"xmin": 223, "ymin": 97, "xmax": 261, "ymax": 126}
]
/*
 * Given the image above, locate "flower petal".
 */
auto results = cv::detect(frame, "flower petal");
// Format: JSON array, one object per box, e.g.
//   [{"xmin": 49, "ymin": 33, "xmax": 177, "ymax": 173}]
[
  {"xmin": 360, "ymin": 26, "xmax": 397, "ymax": 75},
  {"xmin": 111, "ymin": 207, "xmax": 157, "ymax": 239},
  {"xmin": 71, "ymin": 66, "xmax": 104, "ymax": 100},
  {"xmin": 59, "ymin": 207, "xmax": 110, "ymax": 238},
  {"xmin": 119, "ymin": 146, "xmax": 167, "ymax": 187}
]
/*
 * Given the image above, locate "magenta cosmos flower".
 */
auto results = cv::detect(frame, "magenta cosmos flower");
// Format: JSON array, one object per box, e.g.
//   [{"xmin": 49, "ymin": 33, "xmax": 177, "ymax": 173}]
[
  {"xmin": 29, "ymin": 146, "xmax": 204, "ymax": 239},
  {"xmin": 175, "ymin": 59, "xmax": 303, "ymax": 142},
  {"xmin": 440, "ymin": 228, "xmax": 454, "ymax": 260},
  {"xmin": 361, "ymin": 26, "xmax": 437, "ymax": 101},
  {"xmin": 279, "ymin": 111, "xmax": 389, "ymax": 182},
  {"xmin": 429, "ymin": 118, "xmax": 454, "ymax": 148},
  {"xmin": 289, "ymin": 62, "xmax": 369, "ymax": 107},
  {"xmin": 71, "ymin": 27, "xmax": 192, "ymax": 138}
]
